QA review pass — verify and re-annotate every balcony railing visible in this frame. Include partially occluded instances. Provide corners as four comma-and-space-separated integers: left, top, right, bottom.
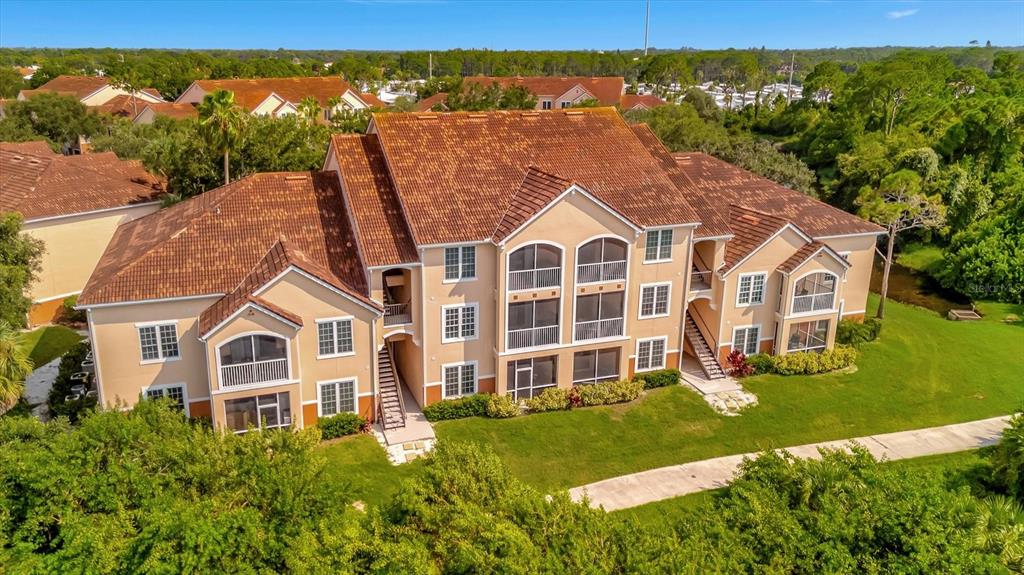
574, 317, 624, 341
791, 292, 835, 314
507, 325, 559, 349
220, 358, 288, 388
576, 260, 627, 284
690, 270, 712, 291
384, 302, 412, 326
508, 267, 561, 291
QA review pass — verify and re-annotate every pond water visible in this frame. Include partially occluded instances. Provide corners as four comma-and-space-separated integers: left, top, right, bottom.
870, 259, 971, 315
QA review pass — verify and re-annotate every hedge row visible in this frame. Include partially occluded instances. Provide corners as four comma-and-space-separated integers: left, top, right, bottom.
836, 318, 882, 346
318, 412, 367, 440
423, 394, 490, 422
747, 345, 858, 376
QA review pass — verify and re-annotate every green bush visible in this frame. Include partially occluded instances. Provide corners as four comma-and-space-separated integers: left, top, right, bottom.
634, 368, 680, 389
486, 394, 520, 418
836, 318, 882, 346
47, 341, 95, 423
772, 345, 858, 375
576, 380, 644, 407
422, 393, 490, 422
61, 295, 86, 324
318, 412, 365, 440
746, 353, 776, 375
524, 388, 573, 412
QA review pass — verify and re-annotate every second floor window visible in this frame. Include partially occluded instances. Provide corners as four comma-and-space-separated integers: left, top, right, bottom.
639, 283, 671, 318
443, 304, 478, 342
444, 246, 476, 281
139, 323, 179, 362
317, 318, 353, 357
737, 273, 766, 306
644, 229, 673, 262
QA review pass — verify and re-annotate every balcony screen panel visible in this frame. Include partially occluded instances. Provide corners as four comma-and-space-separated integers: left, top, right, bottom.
794, 272, 836, 297
508, 301, 534, 331
225, 396, 257, 431
575, 294, 600, 322
596, 348, 619, 379
534, 299, 559, 327
577, 240, 602, 265
533, 356, 557, 386
602, 239, 627, 262
573, 350, 597, 381
256, 335, 287, 361
509, 246, 534, 272
536, 244, 561, 268
599, 292, 625, 319
220, 337, 254, 366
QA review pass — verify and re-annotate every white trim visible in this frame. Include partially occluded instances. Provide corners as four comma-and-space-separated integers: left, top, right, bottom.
440, 302, 480, 343
637, 281, 672, 319
634, 336, 668, 373
642, 228, 675, 264
730, 324, 762, 355
735, 272, 768, 307
841, 309, 866, 316
440, 360, 479, 398
24, 201, 162, 225
200, 301, 301, 340
694, 233, 735, 242
495, 183, 641, 246
251, 265, 382, 315
214, 331, 293, 391
141, 382, 189, 417
136, 321, 181, 365
813, 231, 887, 240
315, 316, 356, 359
503, 240, 565, 293
86, 309, 104, 407
79, 293, 223, 310
779, 245, 852, 277
787, 270, 840, 316
441, 244, 478, 284
315, 377, 359, 417
721, 223, 813, 278
32, 290, 81, 304
366, 262, 423, 271
210, 379, 300, 396
417, 239, 490, 249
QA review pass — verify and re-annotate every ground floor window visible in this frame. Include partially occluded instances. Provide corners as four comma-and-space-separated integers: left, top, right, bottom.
787, 319, 829, 352
506, 355, 557, 400
636, 337, 667, 372
573, 348, 620, 385
732, 326, 761, 356
224, 391, 291, 433
144, 384, 186, 411
318, 379, 356, 417
443, 363, 477, 398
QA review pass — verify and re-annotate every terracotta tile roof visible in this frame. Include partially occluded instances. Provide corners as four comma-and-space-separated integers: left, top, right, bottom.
79, 171, 369, 306
358, 92, 386, 108
628, 124, 732, 239
492, 166, 574, 243
329, 134, 419, 267
94, 94, 137, 116
720, 205, 801, 274
198, 238, 379, 336
189, 77, 358, 111
778, 241, 850, 274
370, 108, 702, 245
0, 141, 57, 156
672, 152, 884, 238
463, 76, 625, 106
0, 149, 163, 221
137, 102, 199, 121
28, 75, 108, 100
413, 92, 448, 112
620, 94, 667, 109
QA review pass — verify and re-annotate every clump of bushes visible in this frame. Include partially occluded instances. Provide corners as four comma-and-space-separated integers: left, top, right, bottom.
485, 394, 520, 418
836, 318, 882, 346
634, 368, 680, 389
423, 393, 490, 422
746, 353, 776, 375
318, 412, 366, 440
577, 379, 643, 406
60, 295, 86, 324
524, 388, 576, 412
726, 350, 755, 377
770, 345, 858, 375
47, 341, 96, 423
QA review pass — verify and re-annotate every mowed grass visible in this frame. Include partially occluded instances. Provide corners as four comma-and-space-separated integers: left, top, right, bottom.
896, 242, 945, 275
18, 325, 82, 369
319, 434, 424, 506
432, 295, 1024, 491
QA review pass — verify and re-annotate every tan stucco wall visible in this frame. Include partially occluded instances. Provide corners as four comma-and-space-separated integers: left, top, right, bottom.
80, 86, 163, 107
24, 203, 159, 304
820, 235, 878, 318
202, 309, 301, 392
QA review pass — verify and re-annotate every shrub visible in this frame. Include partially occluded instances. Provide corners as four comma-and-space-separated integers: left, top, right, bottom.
576, 379, 644, 407
772, 345, 858, 375
836, 318, 882, 346
318, 412, 366, 440
524, 387, 573, 412
988, 412, 1024, 501
634, 368, 680, 389
486, 394, 520, 418
422, 393, 490, 422
47, 341, 95, 423
746, 353, 776, 375
61, 295, 86, 324
727, 350, 755, 377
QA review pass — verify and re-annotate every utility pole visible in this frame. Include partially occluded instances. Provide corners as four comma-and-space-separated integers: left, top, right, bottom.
643, 0, 651, 56
428, 53, 433, 80
787, 52, 795, 104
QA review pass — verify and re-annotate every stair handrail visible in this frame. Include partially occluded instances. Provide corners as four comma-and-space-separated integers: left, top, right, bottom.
386, 343, 407, 427
687, 308, 719, 351
692, 249, 712, 274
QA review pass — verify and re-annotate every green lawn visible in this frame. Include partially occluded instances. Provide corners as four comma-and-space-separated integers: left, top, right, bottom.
319, 434, 424, 506
18, 325, 83, 369
896, 242, 945, 275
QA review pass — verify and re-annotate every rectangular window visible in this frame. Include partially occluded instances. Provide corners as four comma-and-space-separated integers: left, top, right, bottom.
644, 229, 673, 262
572, 348, 620, 385
506, 355, 557, 400
639, 283, 671, 318
317, 318, 354, 357
736, 273, 766, 306
787, 319, 829, 352
560, 101, 571, 109
541, 100, 552, 110
224, 392, 291, 433
138, 323, 179, 362
636, 337, 667, 372
144, 384, 186, 410
318, 379, 356, 417
732, 326, 761, 356
444, 246, 476, 281
443, 363, 476, 398
442, 304, 478, 343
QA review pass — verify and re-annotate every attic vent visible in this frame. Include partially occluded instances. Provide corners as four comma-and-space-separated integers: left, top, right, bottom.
415, 114, 438, 120
564, 110, 584, 116
739, 214, 761, 225
10, 155, 22, 161
284, 175, 306, 181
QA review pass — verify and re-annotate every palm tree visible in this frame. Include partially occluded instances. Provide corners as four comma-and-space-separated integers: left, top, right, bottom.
298, 96, 321, 124
326, 95, 343, 122
0, 321, 33, 410
198, 90, 247, 185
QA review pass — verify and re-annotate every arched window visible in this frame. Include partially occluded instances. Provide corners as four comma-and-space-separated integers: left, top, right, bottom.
792, 272, 837, 313
576, 237, 628, 284
508, 243, 562, 291
218, 334, 289, 388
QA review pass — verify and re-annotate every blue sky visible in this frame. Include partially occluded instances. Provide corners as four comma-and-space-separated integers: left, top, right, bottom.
1, 1, 1021, 50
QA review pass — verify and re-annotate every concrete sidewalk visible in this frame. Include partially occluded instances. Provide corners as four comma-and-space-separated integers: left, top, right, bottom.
568, 415, 1012, 511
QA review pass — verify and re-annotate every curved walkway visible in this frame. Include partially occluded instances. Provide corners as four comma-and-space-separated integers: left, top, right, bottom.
568, 415, 1012, 511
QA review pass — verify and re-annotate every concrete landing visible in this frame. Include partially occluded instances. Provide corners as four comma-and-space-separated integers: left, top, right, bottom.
374, 384, 436, 464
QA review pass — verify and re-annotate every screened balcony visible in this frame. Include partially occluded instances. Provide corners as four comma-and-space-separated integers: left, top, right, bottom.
574, 291, 625, 341
507, 299, 559, 350
576, 237, 627, 284
218, 334, 289, 388
791, 272, 837, 314
508, 243, 562, 291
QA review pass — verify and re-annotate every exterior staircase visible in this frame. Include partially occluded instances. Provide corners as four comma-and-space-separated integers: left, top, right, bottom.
377, 345, 406, 430
684, 312, 727, 380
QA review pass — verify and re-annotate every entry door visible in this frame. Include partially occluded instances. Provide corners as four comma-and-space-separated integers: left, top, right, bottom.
515, 364, 533, 399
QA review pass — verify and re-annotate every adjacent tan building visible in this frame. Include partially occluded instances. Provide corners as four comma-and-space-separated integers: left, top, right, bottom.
77, 108, 883, 435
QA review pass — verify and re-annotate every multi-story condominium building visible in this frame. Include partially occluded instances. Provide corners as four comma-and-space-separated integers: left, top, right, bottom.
175, 77, 384, 122
76, 108, 882, 435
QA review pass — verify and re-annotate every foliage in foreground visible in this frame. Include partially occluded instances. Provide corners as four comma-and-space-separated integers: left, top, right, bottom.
0, 212, 44, 329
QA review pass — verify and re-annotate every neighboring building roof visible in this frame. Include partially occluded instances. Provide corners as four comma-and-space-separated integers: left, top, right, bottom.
359, 92, 386, 108
672, 152, 885, 238
94, 94, 137, 116
778, 241, 851, 274
370, 108, 702, 245
328, 134, 419, 267
0, 149, 163, 221
136, 102, 199, 121
413, 92, 448, 112
0, 141, 57, 157
20, 75, 163, 103
187, 77, 359, 111
464, 76, 625, 106
78, 172, 368, 306
719, 205, 802, 275
620, 94, 667, 110
492, 166, 576, 243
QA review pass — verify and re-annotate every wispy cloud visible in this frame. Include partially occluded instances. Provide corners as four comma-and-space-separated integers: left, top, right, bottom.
886, 9, 919, 19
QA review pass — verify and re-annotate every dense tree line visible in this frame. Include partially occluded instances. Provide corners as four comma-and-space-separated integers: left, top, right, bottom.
1, 402, 1022, 573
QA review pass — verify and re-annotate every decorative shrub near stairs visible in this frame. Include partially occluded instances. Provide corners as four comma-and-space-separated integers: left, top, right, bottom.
634, 368, 681, 389
750, 345, 859, 376
423, 394, 490, 422
319, 412, 367, 440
